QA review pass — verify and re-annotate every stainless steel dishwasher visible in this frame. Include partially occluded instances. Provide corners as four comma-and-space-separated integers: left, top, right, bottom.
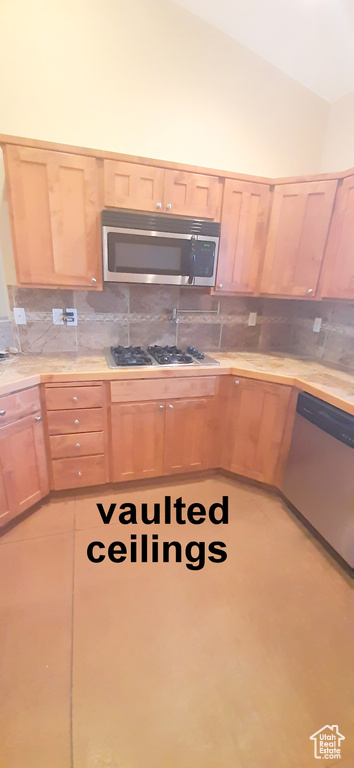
282, 392, 354, 568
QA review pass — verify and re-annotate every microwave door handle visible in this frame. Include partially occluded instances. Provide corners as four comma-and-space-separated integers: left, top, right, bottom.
182, 240, 194, 280
188, 251, 196, 284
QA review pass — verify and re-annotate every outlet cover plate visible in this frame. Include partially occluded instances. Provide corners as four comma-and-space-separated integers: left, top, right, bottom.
65, 308, 77, 326
248, 312, 257, 327
13, 307, 26, 325
313, 317, 322, 333
52, 308, 64, 325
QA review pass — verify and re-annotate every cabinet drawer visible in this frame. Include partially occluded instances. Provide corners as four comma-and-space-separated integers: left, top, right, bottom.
0, 386, 41, 426
45, 385, 103, 410
51, 454, 106, 490
49, 431, 104, 459
47, 408, 104, 435
110, 376, 217, 403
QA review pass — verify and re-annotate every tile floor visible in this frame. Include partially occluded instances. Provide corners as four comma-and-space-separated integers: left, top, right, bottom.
0, 474, 352, 768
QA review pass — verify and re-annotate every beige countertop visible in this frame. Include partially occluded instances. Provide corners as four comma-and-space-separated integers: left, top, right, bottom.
0, 351, 353, 414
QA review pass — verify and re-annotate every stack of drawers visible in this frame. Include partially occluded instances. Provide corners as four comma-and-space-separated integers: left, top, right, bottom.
45, 383, 108, 490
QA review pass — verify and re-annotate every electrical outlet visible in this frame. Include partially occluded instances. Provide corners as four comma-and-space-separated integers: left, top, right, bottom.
65, 308, 77, 326
52, 309, 64, 325
13, 307, 26, 325
248, 312, 257, 327
313, 317, 322, 333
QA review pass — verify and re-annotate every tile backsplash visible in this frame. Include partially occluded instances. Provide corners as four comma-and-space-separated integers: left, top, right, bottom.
6, 284, 354, 372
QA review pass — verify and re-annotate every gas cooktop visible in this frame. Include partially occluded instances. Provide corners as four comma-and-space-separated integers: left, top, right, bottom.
105, 345, 219, 368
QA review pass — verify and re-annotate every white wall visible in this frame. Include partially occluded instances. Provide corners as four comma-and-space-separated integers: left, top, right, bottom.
320, 92, 354, 172
0, 0, 329, 176
0, 0, 332, 293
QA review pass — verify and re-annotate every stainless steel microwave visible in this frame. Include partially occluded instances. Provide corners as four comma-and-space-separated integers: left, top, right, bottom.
102, 210, 220, 286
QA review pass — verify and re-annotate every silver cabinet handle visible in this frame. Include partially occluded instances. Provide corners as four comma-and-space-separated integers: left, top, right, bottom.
35, 415, 42, 421
74, 419, 80, 425
159, 404, 164, 409
73, 396, 78, 402
91, 277, 97, 284
307, 288, 313, 294
234, 380, 240, 386
218, 284, 223, 289
166, 203, 172, 210
0, 410, 6, 416
156, 202, 162, 209
78, 471, 82, 477
76, 443, 81, 448
169, 404, 174, 409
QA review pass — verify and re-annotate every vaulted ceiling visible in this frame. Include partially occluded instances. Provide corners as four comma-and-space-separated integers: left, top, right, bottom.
172, 0, 354, 103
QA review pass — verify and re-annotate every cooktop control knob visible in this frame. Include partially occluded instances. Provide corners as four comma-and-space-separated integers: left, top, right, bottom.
187, 346, 205, 360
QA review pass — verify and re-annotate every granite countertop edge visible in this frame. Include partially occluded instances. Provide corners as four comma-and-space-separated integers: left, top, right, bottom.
0, 351, 353, 415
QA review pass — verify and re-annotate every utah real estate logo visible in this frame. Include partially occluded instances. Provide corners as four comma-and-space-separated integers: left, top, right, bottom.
310, 724, 345, 759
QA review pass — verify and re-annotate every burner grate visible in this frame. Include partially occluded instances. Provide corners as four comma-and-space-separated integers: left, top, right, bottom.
110, 345, 153, 366
148, 345, 193, 365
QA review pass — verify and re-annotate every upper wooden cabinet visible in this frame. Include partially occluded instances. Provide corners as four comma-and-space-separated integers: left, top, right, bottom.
260, 180, 337, 297
103, 161, 165, 213
319, 175, 354, 300
103, 160, 222, 220
4, 145, 101, 288
163, 170, 222, 219
214, 179, 271, 294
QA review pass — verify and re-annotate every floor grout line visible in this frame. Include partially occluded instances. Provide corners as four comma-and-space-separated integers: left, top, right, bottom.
0, 528, 75, 547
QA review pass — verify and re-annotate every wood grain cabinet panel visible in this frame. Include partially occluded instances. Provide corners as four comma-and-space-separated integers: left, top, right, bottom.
103, 160, 165, 213
103, 162, 222, 219
49, 431, 105, 459
0, 386, 41, 426
260, 180, 337, 297
222, 377, 292, 484
163, 397, 214, 474
163, 170, 222, 219
111, 401, 164, 482
0, 462, 11, 525
52, 455, 106, 491
320, 175, 354, 299
4, 145, 101, 288
110, 376, 217, 403
45, 384, 103, 411
0, 413, 49, 525
214, 179, 271, 294
47, 408, 104, 435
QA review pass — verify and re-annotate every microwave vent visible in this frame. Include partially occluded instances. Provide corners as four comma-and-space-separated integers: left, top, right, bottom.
101, 210, 220, 236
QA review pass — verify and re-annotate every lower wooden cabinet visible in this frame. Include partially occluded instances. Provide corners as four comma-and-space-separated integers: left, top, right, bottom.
222, 377, 292, 484
163, 397, 214, 474
45, 382, 108, 490
0, 375, 299, 521
111, 396, 215, 482
0, 413, 49, 525
111, 401, 165, 482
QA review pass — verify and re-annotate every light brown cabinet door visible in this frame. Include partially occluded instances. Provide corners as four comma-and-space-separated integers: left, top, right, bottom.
320, 175, 354, 299
260, 180, 337, 297
0, 463, 11, 525
103, 160, 165, 213
111, 401, 164, 482
223, 378, 292, 484
4, 145, 101, 287
215, 179, 271, 294
0, 413, 49, 525
163, 170, 222, 219
163, 397, 214, 475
